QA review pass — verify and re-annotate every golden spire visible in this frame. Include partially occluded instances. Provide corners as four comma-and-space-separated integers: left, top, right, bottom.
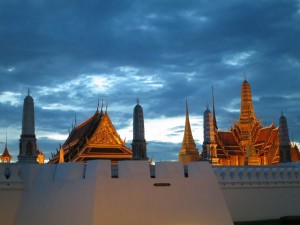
239, 79, 256, 124
178, 100, 199, 165
181, 100, 197, 151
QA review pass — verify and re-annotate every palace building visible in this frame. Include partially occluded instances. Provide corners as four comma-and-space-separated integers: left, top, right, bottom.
49, 104, 133, 164
202, 79, 300, 166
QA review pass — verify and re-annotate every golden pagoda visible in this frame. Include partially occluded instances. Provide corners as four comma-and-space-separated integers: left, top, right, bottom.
203, 79, 300, 166
178, 100, 200, 165
49, 105, 132, 164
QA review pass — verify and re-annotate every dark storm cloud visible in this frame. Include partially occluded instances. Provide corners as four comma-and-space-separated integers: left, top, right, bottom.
0, 0, 300, 160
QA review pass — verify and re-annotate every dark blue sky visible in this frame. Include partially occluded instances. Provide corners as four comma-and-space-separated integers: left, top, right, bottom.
0, 0, 300, 162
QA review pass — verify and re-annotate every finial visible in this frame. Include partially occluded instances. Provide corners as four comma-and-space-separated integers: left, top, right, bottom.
5, 131, 7, 148
137, 98, 140, 105
281, 111, 284, 117
206, 102, 209, 110
101, 99, 104, 113
244, 72, 247, 81
74, 113, 77, 127
28, 88, 30, 96
105, 101, 108, 113
212, 85, 218, 129
212, 85, 215, 108
186, 99, 188, 112
96, 98, 100, 112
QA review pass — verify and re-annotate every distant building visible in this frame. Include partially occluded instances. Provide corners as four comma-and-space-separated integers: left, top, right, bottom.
131, 99, 148, 160
49, 103, 132, 164
0, 135, 12, 163
17, 90, 44, 164
202, 79, 300, 166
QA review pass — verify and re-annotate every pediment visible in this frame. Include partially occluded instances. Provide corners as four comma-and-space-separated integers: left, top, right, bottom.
88, 113, 125, 146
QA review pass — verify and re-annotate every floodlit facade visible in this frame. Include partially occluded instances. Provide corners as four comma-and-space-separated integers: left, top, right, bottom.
202, 79, 300, 166
49, 106, 132, 164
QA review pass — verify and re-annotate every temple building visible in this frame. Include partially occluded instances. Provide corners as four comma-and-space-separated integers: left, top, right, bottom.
49, 103, 132, 164
0, 134, 12, 163
178, 100, 200, 165
17, 90, 44, 164
131, 99, 148, 160
202, 79, 300, 166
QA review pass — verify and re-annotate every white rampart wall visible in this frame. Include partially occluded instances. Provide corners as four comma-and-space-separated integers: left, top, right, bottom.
0, 161, 233, 225
213, 164, 300, 222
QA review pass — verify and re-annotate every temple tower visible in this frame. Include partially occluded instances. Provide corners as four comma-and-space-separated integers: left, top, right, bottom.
178, 100, 199, 165
131, 99, 148, 160
279, 112, 292, 163
238, 79, 257, 146
203, 106, 218, 161
0, 134, 12, 163
18, 90, 38, 163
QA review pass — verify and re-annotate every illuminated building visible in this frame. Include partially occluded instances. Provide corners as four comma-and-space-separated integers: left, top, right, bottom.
178, 100, 200, 165
202, 79, 300, 166
49, 103, 132, 164
0, 134, 12, 163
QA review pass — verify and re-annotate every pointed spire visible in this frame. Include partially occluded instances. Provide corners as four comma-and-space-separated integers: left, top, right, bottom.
74, 113, 77, 127
178, 99, 199, 165
5, 131, 7, 149
101, 98, 104, 113
96, 98, 100, 113
105, 101, 108, 113
212, 86, 218, 129
239, 78, 256, 124
279, 112, 292, 163
137, 98, 140, 105
181, 99, 196, 150
27, 88, 30, 96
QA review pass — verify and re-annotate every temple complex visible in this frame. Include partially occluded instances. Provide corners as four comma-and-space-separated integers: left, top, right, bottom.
49, 103, 132, 164
202, 79, 300, 166
178, 100, 200, 165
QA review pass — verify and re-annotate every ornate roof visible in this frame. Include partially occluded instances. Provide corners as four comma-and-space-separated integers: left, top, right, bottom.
1, 137, 12, 163
49, 109, 132, 164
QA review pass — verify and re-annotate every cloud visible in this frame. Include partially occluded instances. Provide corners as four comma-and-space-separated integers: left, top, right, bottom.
0, 0, 299, 161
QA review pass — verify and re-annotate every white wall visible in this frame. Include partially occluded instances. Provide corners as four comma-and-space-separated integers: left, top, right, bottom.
213, 165, 300, 222
0, 161, 233, 225
1, 162, 300, 224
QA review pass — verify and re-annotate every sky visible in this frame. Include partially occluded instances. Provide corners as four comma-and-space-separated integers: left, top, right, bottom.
0, 0, 300, 162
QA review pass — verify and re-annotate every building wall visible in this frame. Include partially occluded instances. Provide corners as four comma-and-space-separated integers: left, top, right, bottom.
0, 161, 233, 225
213, 164, 300, 222
1, 162, 300, 224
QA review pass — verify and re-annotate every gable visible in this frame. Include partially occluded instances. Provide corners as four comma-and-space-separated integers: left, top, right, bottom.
88, 113, 126, 146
